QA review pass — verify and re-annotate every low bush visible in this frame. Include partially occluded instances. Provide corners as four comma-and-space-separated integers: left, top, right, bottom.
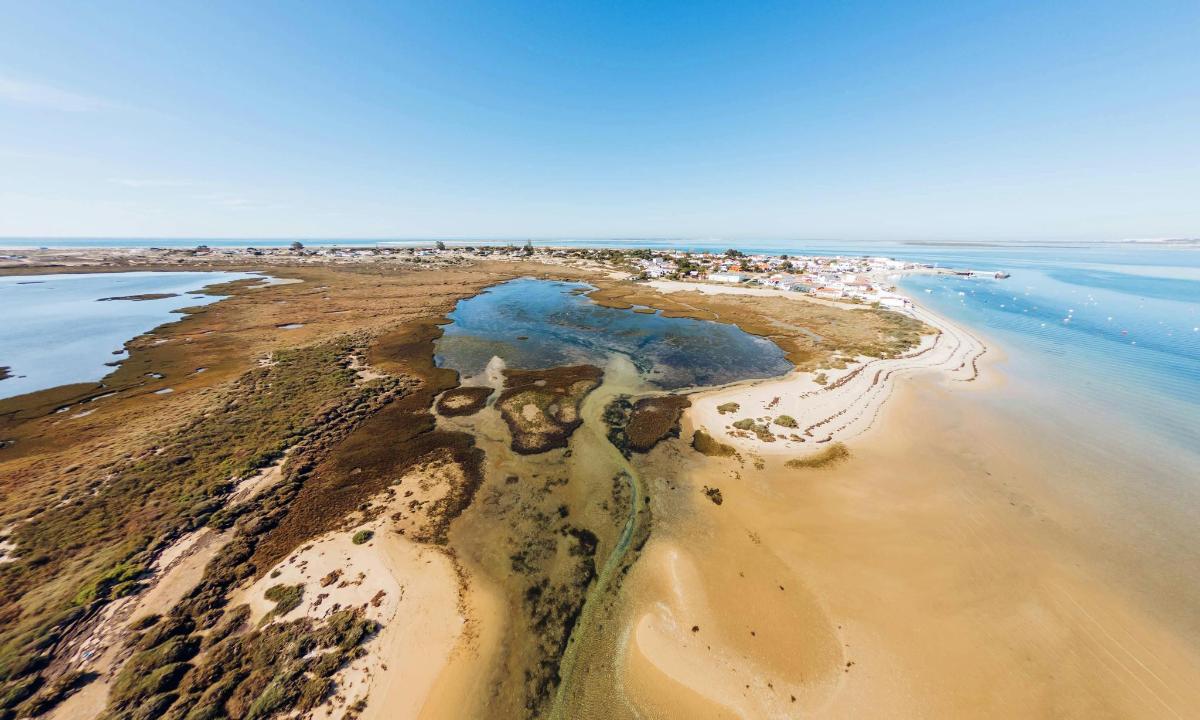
691, 430, 735, 457
785, 442, 850, 469
263, 584, 304, 618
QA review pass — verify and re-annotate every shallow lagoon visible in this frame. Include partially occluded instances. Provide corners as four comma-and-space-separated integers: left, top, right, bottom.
0, 271, 258, 399
434, 278, 792, 389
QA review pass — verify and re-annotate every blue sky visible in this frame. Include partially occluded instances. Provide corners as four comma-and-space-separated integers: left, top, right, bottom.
1, 1, 1197, 241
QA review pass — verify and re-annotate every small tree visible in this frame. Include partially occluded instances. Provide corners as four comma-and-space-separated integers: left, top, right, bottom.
523, 240, 534, 255
435, 240, 446, 251
290, 241, 304, 252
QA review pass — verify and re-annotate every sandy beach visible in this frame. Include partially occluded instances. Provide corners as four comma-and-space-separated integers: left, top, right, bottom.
612, 285, 1200, 718
616, 381, 1200, 719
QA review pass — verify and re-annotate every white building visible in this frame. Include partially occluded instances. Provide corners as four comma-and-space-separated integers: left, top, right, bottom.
877, 294, 912, 310
709, 272, 746, 283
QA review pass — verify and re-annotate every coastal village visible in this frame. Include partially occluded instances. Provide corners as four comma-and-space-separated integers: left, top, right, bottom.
621, 249, 920, 309
1, 242, 1008, 314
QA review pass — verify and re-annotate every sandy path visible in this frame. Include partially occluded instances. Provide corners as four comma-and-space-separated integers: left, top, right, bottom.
229, 456, 471, 720
47, 525, 235, 720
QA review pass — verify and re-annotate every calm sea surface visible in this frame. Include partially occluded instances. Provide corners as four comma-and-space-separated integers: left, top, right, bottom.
0, 271, 257, 399
879, 245, 1199, 450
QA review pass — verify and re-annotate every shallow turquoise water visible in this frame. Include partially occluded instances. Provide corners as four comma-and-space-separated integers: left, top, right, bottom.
434, 278, 792, 389
0, 271, 257, 399
900, 252, 1200, 456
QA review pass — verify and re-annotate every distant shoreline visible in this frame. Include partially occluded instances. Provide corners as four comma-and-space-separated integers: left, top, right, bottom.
2, 237, 1195, 251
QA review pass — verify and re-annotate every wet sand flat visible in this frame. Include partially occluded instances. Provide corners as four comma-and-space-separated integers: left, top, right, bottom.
621, 372, 1200, 718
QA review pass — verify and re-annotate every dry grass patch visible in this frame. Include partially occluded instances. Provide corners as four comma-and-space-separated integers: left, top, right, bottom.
691, 429, 736, 457
785, 442, 851, 469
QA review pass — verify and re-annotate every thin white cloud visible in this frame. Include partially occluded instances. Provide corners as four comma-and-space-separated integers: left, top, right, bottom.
0, 74, 113, 112
191, 191, 283, 211
108, 178, 196, 188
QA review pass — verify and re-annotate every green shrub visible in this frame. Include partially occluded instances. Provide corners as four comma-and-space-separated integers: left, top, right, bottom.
774, 415, 798, 428
73, 562, 146, 606
730, 418, 774, 442
351, 530, 373, 545
130, 614, 161, 631
716, 402, 740, 415
296, 676, 332, 712
0, 674, 41, 710
263, 584, 304, 618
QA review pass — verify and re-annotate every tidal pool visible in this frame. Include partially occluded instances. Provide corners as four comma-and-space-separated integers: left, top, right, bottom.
434, 278, 792, 389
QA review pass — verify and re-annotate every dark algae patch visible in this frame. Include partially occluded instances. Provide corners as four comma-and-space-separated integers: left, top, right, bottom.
495, 365, 603, 454
435, 386, 493, 416
625, 396, 691, 452
0, 367, 9, 382
604, 394, 691, 456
